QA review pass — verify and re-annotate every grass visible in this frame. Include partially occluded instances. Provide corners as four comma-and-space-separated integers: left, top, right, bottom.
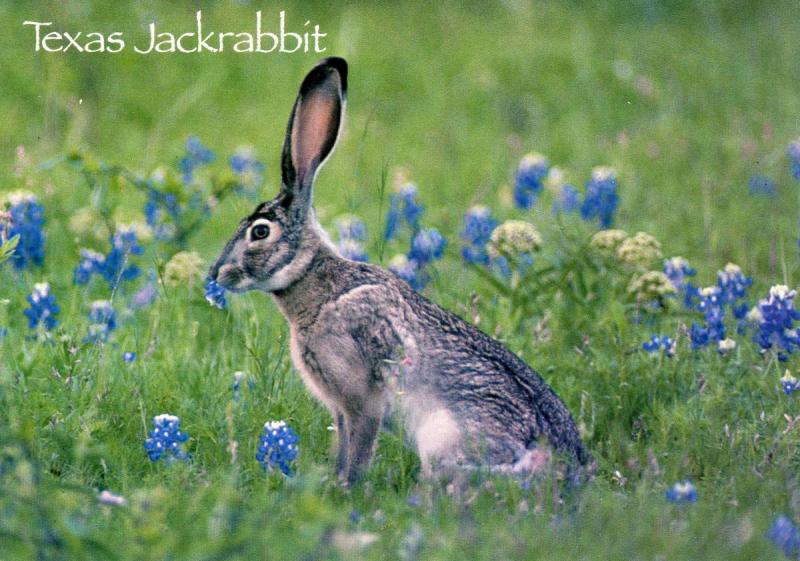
2, 1, 800, 559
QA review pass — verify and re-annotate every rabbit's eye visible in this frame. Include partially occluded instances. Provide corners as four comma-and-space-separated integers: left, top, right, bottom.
250, 224, 270, 241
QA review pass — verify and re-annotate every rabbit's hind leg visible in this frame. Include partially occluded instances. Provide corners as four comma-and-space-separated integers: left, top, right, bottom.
412, 407, 463, 477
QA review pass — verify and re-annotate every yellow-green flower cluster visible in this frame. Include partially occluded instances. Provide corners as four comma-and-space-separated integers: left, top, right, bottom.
486, 220, 542, 259
628, 270, 676, 302
616, 232, 662, 268
590, 229, 628, 256
163, 251, 204, 288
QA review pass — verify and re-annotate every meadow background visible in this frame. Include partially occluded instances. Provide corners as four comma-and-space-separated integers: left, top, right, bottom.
2, 0, 800, 559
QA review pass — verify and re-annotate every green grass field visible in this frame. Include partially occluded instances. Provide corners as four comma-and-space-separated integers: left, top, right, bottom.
2, 1, 800, 559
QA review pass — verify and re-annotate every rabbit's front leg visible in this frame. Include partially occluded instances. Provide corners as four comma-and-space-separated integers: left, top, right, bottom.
335, 412, 349, 480
345, 412, 381, 485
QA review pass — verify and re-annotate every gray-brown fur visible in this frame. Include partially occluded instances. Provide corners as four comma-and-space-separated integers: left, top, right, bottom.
210, 57, 589, 484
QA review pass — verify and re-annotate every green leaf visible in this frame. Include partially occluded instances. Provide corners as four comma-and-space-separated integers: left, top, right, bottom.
0, 235, 19, 265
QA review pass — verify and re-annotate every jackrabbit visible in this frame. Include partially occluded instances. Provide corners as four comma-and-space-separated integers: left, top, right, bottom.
210, 57, 589, 484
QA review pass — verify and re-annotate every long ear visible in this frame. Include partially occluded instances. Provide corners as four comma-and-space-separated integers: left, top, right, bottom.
280, 57, 347, 211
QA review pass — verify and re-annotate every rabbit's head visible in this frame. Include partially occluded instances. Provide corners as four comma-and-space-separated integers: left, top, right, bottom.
209, 57, 347, 293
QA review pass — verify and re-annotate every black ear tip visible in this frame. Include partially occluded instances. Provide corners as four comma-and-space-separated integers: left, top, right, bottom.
301, 56, 348, 97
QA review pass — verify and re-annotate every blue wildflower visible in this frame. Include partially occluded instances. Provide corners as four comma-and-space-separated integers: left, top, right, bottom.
716, 263, 751, 316
666, 480, 698, 504
788, 138, 800, 181
697, 286, 726, 343
105, 227, 143, 284
580, 166, 619, 228
642, 334, 675, 357
663, 257, 699, 309
460, 206, 497, 266
753, 285, 800, 360
180, 136, 215, 184
24, 282, 59, 331
335, 216, 367, 242
229, 147, 266, 197
75, 227, 143, 288
144, 414, 190, 462
689, 323, 710, 349
513, 153, 549, 209
663, 257, 696, 292
232, 371, 245, 402
334, 216, 369, 262
204, 276, 227, 309
73, 249, 105, 285
123, 351, 136, 363
748, 174, 777, 197
768, 515, 800, 558
389, 254, 428, 291
338, 239, 369, 262
0, 191, 45, 269
85, 300, 117, 343
554, 184, 580, 213
409, 228, 446, 265
384, 183, 423, 241
780, 371, 799, 395
256, 420, 299, 476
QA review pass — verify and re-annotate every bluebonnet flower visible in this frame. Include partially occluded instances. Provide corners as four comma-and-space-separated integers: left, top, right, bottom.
334, 216, 369, 262
554, 184, 580, 214
204, 276, 227, 309
180, 136, 215, 184
409, 228, 446, 265
780, 371, 799, 395
460, 206, 497, 266
102, 226, 143, 285
144, 188, 181, 241
513, 153, 548, 209
231, 371, 245, 402
85, 300, 117, 343
748, 174, 777, 197
663, 257, 696, 291
338, 239, 369, 262
229, 146, 265, 197
753, 285, 800, 360
335, 216, 368, 242
663, 257, 699, 308
0, 191, 45, 269
689, 323, 710, 349
75, 226, 143, 288
384, 183, 423, 241
123, 351, 136, 363
716, 263, 751, 318
389, 254, 427, 291
666, 480, 698, 504
256, 420, 299, 476
144, 414, 190, 462
642, 334, 675, 357
788, 138, 800, 181
24, 282, 59, 331
580, 166, 619, 228
73, 249, 105, 285
696, 286, 726, 344
767, 515, 800, 558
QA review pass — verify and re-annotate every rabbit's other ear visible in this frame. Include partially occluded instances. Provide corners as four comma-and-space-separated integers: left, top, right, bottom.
280, 57, 347, 211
